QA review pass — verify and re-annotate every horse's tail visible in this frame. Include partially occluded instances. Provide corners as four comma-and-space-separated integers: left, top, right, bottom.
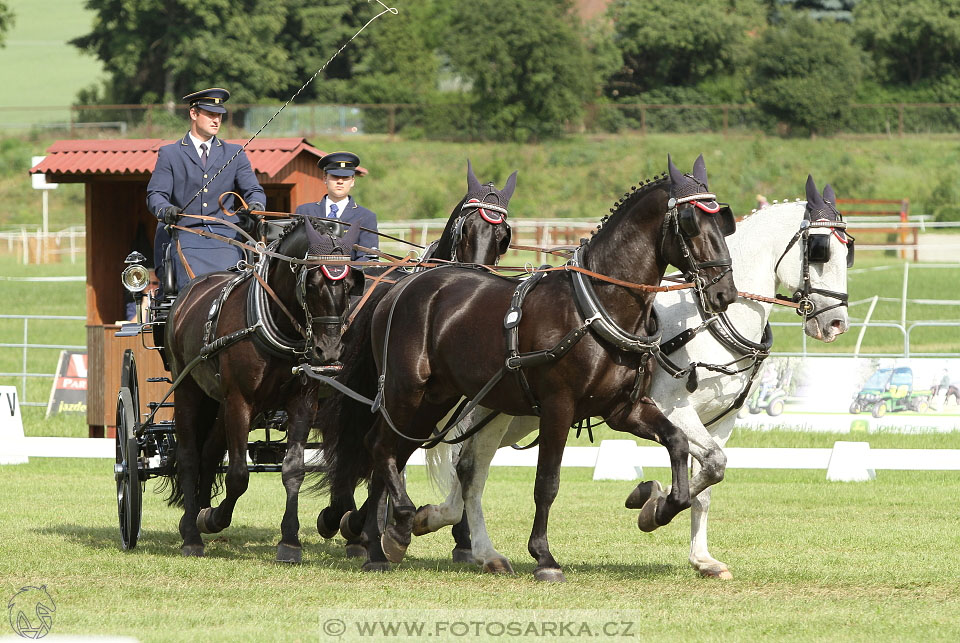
424, 439, 454, 497
308, 283, 394, 497
160, 443, 184, 507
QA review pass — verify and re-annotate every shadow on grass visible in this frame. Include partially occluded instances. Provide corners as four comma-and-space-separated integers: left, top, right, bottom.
37, 524, 681, 579
37, 522, 355, 562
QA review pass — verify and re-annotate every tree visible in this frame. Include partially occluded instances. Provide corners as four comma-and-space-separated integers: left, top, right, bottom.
854, 0, 960, 86
750, 12, 865, 135
0, 1, 14, 48
71, 0, 299, 105
605, 0, 767, 98
441, 0, 596, 141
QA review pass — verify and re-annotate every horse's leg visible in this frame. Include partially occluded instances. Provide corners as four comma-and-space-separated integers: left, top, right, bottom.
197, 410, 227, 509
172, 378, 210, 556
527, 404, 575, 583
413, 439, 465, 537
337, 496, 369, 557
359, 474, 391, 572
277, 384, 320, 564
608, 401, 691, 531
460, 414, 530, 574
197, 391, 252, 534
689, 417, 736, 579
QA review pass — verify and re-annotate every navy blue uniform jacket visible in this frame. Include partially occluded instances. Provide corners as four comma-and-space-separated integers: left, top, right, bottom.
295, 197, 379, 261
147, 133, 266, 289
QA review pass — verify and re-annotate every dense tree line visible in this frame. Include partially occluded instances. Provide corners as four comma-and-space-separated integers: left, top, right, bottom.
70, 0, 960, 139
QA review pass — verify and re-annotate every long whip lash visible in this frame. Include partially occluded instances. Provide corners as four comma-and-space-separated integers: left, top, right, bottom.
181, 0, 398, 211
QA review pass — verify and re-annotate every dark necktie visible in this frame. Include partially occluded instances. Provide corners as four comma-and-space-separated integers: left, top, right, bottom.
328, 203, 339, 219
200, 143, 208, 168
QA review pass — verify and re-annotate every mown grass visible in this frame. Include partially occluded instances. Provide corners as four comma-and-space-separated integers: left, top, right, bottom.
1, 459, 958, 641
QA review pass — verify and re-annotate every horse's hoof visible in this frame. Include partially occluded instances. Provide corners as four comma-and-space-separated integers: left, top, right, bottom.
482, 557, 515, 575
625, 480, 663, 509
181, 544, 205, 557
452, 547, 475, 564
362, 560, 392, 573
339, 511, 360, 540
317, 508, 340, 539
276, 543, 302, 564
411, 506, 434, 536
636, 495, 662, 532
533, 567, 565, 583
698, 565, 733, 580
381, 531, 408, 564
344, 544, 367, 559
196, 507, 220, 534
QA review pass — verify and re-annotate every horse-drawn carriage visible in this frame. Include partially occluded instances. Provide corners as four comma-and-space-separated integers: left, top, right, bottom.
111, 164, 516, 556
112, 215, 356, 551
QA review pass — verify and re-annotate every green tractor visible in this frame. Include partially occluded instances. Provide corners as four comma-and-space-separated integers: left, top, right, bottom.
849, 366, 932, 418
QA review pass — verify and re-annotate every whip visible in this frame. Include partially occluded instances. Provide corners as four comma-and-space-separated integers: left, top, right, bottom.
181, 0, 399, 211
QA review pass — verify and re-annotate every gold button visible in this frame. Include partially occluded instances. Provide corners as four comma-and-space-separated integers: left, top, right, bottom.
203, 188, 208, 192
203, 174, 208, 179
202, 203, 207, 207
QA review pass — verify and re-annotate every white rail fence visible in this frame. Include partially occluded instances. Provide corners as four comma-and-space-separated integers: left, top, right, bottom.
8, 437, 959, 482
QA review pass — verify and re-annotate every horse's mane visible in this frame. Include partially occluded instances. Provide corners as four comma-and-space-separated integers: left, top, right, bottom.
276, 216, 325, 246
589, 174, 668, 239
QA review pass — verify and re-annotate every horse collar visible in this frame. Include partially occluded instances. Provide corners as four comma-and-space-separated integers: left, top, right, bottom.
568, 246, 662, 354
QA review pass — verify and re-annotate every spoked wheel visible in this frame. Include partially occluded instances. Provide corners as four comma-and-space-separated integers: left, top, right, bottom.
116, 385, 143, 550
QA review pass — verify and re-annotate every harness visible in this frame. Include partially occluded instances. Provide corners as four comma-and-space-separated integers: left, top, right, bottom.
774, 218, 852, 318
653, 212, 852, 425
448, 197, 511, 264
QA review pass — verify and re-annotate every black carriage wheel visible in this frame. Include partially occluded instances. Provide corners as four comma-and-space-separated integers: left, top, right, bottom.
121, 349, 140, 427
116, 387, 143, 550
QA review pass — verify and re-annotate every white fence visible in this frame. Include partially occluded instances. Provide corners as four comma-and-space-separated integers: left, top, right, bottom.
8, 438, 958, 482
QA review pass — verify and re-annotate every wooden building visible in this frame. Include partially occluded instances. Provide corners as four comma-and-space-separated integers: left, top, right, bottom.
29, 138, 336, 436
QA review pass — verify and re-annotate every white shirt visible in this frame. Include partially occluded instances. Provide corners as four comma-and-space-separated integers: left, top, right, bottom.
187, 132, 213, 160
325, 196, 350, 219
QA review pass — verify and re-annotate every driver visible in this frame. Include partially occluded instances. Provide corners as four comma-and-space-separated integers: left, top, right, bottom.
147, 87, 266, 293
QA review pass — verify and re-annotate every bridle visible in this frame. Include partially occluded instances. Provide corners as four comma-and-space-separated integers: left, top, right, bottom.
450, 195, 511, 264
662, 191, 735, 308
773, 217, 854, 319
289, 245, 354, 361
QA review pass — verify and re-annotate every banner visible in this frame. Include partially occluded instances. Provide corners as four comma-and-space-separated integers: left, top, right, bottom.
45, 351, 87, 417
736, 356, 960, 433
0, 385, 27, 464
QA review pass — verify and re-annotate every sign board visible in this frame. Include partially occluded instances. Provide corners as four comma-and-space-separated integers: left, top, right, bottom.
0, 386, 28, 464
31, 155, 58, 190
46, 351, 88, 417
736, 356, 960, 433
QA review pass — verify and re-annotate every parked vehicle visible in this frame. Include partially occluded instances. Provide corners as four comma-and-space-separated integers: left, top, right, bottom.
849, 366, 931, 418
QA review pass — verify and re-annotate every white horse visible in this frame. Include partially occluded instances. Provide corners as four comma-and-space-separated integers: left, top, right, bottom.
415, 175, 852, 578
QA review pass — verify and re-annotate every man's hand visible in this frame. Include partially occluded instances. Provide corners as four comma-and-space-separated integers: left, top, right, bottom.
159, 205, 181, 225
237, 212, 259, 235
236, 202, 264, 217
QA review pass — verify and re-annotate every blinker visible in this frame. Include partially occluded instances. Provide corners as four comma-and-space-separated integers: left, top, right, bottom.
677, 202, 736, 238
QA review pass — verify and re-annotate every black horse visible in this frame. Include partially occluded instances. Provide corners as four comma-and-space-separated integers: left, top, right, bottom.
327, 155, 739, 581
312, 162, 517, 552
165, 217, 364, 561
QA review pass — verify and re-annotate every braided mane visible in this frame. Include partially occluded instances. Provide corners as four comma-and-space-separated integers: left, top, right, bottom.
590, 173, 669, 237
276, 215, 329, 246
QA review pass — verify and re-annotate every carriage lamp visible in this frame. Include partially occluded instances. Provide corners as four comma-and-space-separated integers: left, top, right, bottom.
122, 251, 150, 294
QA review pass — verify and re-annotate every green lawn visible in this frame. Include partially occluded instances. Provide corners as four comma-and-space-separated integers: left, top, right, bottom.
1, 459, 958, 641
0, 0, 104, 122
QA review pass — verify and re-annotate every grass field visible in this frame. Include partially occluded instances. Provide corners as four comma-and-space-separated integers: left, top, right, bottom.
0, 0, 103, 121
1, 459, 959, 641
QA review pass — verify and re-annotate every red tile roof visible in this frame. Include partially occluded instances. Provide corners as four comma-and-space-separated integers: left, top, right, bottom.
27, 137, 362, 178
